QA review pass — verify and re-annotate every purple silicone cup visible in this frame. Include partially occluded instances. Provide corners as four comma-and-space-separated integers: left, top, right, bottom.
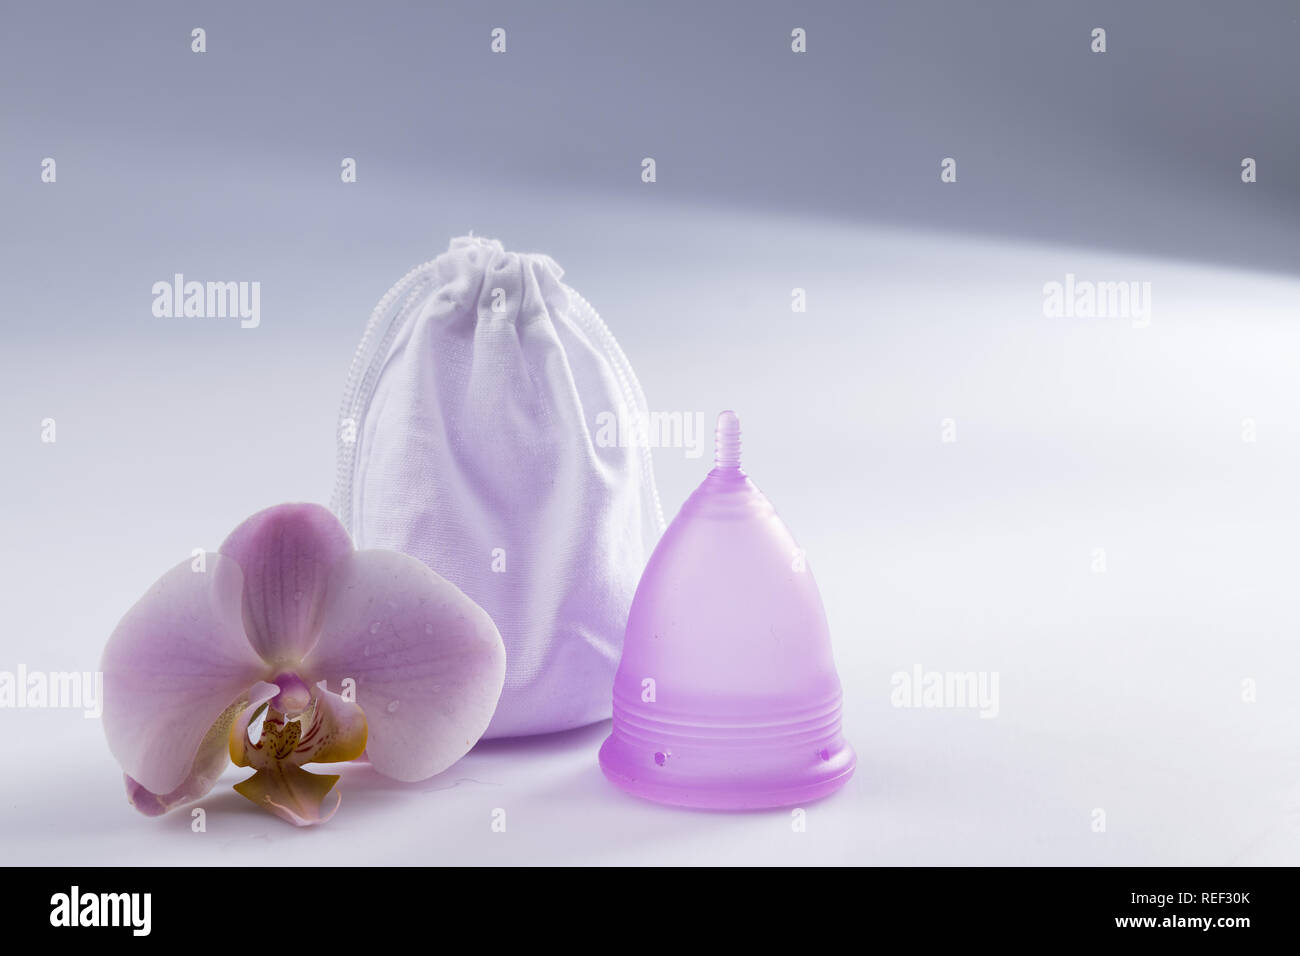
599, 411, 855, 809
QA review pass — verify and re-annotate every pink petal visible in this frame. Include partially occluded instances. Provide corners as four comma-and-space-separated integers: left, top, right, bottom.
219, 503, 354, 665
301, 550, 506, 782
101, 555, 269, 795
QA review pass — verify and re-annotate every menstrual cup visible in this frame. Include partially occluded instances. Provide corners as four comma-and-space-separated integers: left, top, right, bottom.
599, 411, 855, 809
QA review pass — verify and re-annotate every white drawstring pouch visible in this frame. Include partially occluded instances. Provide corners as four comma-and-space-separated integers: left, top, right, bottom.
333, 236, 664, 738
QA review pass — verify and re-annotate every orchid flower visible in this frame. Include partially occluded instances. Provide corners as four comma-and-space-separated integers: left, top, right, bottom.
101, 503, 506, 826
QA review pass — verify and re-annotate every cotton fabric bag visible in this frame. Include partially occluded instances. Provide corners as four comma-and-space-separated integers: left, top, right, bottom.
333, 236, 663, 737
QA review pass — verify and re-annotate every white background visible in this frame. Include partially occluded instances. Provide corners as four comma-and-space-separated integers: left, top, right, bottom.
2, 188, 1297, 864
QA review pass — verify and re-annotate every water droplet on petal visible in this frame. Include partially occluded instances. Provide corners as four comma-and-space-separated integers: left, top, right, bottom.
387, 700, 400, 713
424, 623, 434, 635
369, 621, 381, 634
654, 751, 667, 766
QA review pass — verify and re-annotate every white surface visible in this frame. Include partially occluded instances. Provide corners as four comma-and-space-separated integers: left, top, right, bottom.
2, 202, 1298, 865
